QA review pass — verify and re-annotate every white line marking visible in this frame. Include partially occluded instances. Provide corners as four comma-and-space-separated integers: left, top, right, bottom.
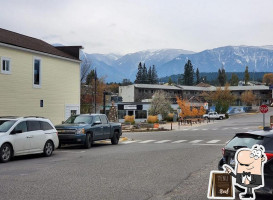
122, 141, 137, 144
193, 144, 226, 146
207, 140, 221, 144
202, 129, 208, 130
155, 140, 171, 143
232, 128, 239, 130
182, 129, 189, 131
192, 129, 199, 131
172, 140, 187, 143
243, 127, 249, 129
212, 128, 218, 130
139, 140, 156, 144
222, 128, 228, 130
189, 140, 203, 143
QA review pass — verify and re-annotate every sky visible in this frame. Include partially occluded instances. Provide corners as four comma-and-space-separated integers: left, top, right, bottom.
1, 0, 273, 54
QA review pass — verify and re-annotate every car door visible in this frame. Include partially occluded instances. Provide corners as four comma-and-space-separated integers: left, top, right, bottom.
11, 121, 31, 155
92, 116, 104, 140
100, 115, 111, 139
27, 120, 46, 152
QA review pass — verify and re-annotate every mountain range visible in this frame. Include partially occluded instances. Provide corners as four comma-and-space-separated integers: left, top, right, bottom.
79, 46, 273, 83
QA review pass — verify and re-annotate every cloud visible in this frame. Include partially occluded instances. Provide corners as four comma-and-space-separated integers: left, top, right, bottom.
1, 0, 273, 54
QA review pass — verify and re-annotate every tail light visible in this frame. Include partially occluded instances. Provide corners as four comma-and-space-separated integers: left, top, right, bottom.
222, 148, 225, 156
265, 153, 273, 161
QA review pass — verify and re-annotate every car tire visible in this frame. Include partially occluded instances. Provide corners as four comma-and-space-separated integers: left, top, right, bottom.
111, 131, 120, 145
0, 143, 12, 163
84, 133, 92, 149
43, 141, 53, 157
219, 116, 223, 120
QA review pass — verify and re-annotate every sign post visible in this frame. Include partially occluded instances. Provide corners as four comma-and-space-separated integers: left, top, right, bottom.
260, 105, 269, 128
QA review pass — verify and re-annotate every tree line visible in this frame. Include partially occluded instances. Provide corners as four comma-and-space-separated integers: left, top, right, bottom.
134, 62, 158, 84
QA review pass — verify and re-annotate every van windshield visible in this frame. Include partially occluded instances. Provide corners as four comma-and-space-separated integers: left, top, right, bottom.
65, 116, 93, 124
0, 120, 17, 132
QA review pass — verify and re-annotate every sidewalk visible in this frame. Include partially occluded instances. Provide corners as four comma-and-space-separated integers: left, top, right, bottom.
159, 121, 216, 131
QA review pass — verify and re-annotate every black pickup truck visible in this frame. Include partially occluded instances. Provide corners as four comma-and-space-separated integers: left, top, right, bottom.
55, 114, 122, 148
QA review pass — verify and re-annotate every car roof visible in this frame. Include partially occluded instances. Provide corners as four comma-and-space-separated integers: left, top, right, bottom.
74, 114, 104, 116
235, 130, 273, 138
0, 116, 49, 120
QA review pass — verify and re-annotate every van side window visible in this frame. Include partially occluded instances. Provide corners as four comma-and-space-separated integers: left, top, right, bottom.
40, 121, 54, 130
27, 121, 41, 131
13, 121, 27, 133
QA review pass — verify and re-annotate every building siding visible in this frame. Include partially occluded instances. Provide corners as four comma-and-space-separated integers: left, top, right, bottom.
0, 45, 80, 125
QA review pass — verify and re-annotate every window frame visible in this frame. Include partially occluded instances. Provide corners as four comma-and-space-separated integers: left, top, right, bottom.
1, 57, 11, 74
33, 57, 42, 88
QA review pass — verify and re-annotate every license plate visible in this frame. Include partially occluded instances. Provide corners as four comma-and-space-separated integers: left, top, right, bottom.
229, 158, 235, 166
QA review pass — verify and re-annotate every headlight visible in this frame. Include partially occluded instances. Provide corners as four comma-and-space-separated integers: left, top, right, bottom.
76, 128, 85, 134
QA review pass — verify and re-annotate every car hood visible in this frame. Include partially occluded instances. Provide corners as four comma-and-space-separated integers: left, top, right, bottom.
55, 123, 89, 129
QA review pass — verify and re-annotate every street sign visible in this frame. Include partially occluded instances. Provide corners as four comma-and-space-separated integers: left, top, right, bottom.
260, 105, 269, 114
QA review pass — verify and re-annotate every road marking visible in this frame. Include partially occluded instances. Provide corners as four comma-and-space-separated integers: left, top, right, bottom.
243, 127, 249, 129
189, 140, 203, 143
222, 128, 228, 130
192, 129, 199, 131
182, 129, 189, 131
212, 128, 218, 130
193, 143, 226, 146
139, 140, 156, 144
202, 129, 208, 130
207, 140, 221, 144
172, 140, 187, 143
232, 127, 239, 130
154, 140, 171, 143
122, 141, 137, 144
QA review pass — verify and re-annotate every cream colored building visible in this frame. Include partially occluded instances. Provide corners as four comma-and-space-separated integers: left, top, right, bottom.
0, 28, 82, 124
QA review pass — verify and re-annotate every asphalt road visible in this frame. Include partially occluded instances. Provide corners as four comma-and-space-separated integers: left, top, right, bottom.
0, 108, 272, 200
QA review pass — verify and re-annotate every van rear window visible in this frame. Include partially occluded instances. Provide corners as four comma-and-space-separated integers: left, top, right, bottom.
226, 134, 264, 150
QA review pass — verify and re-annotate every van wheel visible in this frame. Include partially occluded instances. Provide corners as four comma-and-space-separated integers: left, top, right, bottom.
219, 116, 223, 120
84, 133, 93, 149
0, 143, 12, 163
43, 141, 53, 157
111, 131, 120, 145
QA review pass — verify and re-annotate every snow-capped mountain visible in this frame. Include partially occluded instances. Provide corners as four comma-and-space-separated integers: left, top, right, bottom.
80, 46, 273, 83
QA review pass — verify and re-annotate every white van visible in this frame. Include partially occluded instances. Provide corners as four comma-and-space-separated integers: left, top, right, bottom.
0, 116, 59, 163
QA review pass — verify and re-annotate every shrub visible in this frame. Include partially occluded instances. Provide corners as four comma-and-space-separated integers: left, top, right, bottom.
147, 115, 158, 123
225, 113, 229, 119
124, 115, 135, 124
166, 113, 174, 122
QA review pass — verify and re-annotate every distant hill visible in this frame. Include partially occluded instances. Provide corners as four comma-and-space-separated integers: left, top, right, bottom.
159, 72, 269, 85
77, 46, 273, 83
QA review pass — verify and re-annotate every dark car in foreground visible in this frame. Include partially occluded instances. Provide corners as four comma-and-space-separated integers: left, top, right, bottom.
218, 129, 273, 196
55, 114, 122, 148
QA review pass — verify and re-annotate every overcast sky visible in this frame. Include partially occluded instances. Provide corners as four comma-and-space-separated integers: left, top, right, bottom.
1, 0, 273, 54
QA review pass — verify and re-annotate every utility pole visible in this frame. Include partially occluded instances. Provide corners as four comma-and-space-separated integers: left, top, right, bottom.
94, 68, 97, 113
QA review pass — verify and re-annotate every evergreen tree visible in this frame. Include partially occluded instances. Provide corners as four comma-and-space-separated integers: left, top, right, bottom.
134, 62, 143, 83
218, 66, 226, 86
86, 69, 96, 85
168, 77, 172, 85
184, 60, 194, 85
196, 68, 200, 85
151, 65, 158, 84
244, 66, 250, 85
230, 73, 239, 86
142, 63, 148, 84
148, 66, 152, 84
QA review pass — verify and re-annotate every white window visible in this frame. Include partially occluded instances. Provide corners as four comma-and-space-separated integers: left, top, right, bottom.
1, 57, 11, 74
33, 58, 42, 88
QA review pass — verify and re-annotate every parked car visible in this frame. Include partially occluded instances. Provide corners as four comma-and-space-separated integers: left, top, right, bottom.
203, 112, 225, 120
55, 114, 122, 148
218, 129, 273, 195
0, 116, 59, 163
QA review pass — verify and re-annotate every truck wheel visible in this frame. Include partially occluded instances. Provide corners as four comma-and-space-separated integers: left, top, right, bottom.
84, 133, 93, 149
0, 143, 12, 163
111, 131, 120, 145
219, 116, 223, 120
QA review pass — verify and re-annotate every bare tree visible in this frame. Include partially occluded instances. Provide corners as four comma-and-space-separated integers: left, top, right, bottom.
81, 54, 92, 83
148, 91, 172, 119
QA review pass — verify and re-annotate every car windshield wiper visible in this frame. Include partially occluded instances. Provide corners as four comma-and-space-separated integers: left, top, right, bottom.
233, 145, 247, 150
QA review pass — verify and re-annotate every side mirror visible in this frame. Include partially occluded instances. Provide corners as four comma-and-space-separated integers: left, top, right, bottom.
10, 130, 23, 135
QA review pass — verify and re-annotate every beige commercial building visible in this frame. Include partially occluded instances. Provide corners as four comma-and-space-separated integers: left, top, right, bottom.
0, 28, 82, 124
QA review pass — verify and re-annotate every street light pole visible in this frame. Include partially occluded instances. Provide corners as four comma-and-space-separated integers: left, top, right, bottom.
94, 68, 97, 113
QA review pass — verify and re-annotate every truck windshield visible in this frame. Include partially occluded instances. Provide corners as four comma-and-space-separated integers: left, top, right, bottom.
65, 116, 93, 124
0, 120, 17, 132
